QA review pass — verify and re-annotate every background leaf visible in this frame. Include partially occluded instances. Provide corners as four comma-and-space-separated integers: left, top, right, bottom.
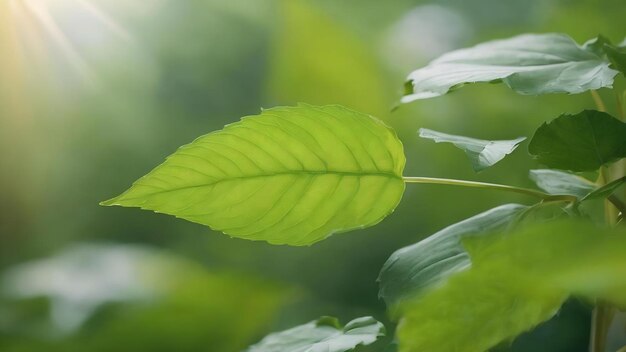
418, 128, 525, 171
402, 33, 618, 103
528, 110, 626, 171
102, 104, 406, 246
378, 204, 527, 309
265, 0, 391, 116
0, 244, 289, 352
397, 221, 626, 352
246, 316, 385, 352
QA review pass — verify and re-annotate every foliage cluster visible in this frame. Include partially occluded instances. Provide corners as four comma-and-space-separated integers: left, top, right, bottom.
104, 33, 626, 351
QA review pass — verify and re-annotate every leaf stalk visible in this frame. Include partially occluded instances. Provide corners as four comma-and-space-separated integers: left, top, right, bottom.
402, 176, 576, 201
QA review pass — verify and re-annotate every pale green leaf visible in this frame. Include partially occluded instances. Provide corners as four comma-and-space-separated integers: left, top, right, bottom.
529, 169, 596, 199
528, 110, 626, 171
378, 204, 526, 309
397, 269, 565, 352
418, 128, 525, 172
246, 316, 385, 352
465, 222, 626, 306
529, 169, 626, 205
102, 104, 405, 246
402, 33, 618, 103
397, 221, 626, 352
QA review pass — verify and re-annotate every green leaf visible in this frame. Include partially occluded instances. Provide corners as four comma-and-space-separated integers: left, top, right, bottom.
529, 169, 626, 204
397, 221, 626, 352
528, 110, 626, 171
529, 169, 596, 199
583, 176, 626, 201
603, 40, 626, 76
418, 128, 525, 172
465, 222, 626, 306
102, 104, 406, 246
397, 269, 565, 352
581, 35, 626, 76
402, 33, 618, 103
378, 204, 527, 309
246, 316, 385, 352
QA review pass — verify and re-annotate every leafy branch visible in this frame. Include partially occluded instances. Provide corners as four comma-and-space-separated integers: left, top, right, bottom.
103, 32, 626, 352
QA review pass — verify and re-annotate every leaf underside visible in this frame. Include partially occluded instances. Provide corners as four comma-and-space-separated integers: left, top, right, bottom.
246, 316, 385, 352
402, 33, 618, 102
529, 169, 596, 199
378, 204, 527, 309
418, 128, 525, 172
102, 104, 406, 246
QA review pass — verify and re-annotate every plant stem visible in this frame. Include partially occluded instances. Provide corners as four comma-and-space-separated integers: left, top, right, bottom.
589, 169, 620, 352
402, 176, 575, 201
591, 302, 616, 352
616, 91, 624, 119
591, 90, 607, 112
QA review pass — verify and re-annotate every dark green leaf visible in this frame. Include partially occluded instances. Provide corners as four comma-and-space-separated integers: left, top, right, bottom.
402, 34, 618, 103
385, 342, 399, 352
581, 35, 612, 56
583, 176, 626, 201
528, 110, 626, 171
604, 39, 626, 76
529, 169, 596, 199
102, 104, 406, 246
397, 221, 626, 352
246, 316, 385, 352
418, 128, 525, 172
378, 204, 527, 309
581, 35, 626, 76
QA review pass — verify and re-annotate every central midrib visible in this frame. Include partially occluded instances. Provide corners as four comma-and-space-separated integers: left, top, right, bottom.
114, 169, 402, 203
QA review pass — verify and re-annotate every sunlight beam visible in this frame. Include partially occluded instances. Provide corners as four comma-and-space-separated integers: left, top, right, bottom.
74, 0, 132, 42
22, 0, 96, 85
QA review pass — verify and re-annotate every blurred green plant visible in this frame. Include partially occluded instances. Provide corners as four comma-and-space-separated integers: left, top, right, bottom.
246, 316, 385, 352
0, 244, 290, 352
266, 0, 391, 116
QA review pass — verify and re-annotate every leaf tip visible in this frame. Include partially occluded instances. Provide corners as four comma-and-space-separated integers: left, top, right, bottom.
99, 195, 123, 207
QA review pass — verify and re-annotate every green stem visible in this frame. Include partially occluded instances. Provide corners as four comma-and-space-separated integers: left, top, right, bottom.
616, 91, 625, 119
591, 302, 615, 352
591, 90, 607, 112
592, 177, 617, 351
402, 176, 575, 201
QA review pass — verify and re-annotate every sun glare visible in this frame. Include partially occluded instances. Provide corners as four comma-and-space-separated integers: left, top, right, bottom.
5, 0, 131, 86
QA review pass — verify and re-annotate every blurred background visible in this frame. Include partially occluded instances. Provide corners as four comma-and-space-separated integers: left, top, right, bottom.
0, 0, 624, 351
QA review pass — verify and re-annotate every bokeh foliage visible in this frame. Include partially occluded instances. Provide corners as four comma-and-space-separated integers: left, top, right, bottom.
1, 0, 625, 350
